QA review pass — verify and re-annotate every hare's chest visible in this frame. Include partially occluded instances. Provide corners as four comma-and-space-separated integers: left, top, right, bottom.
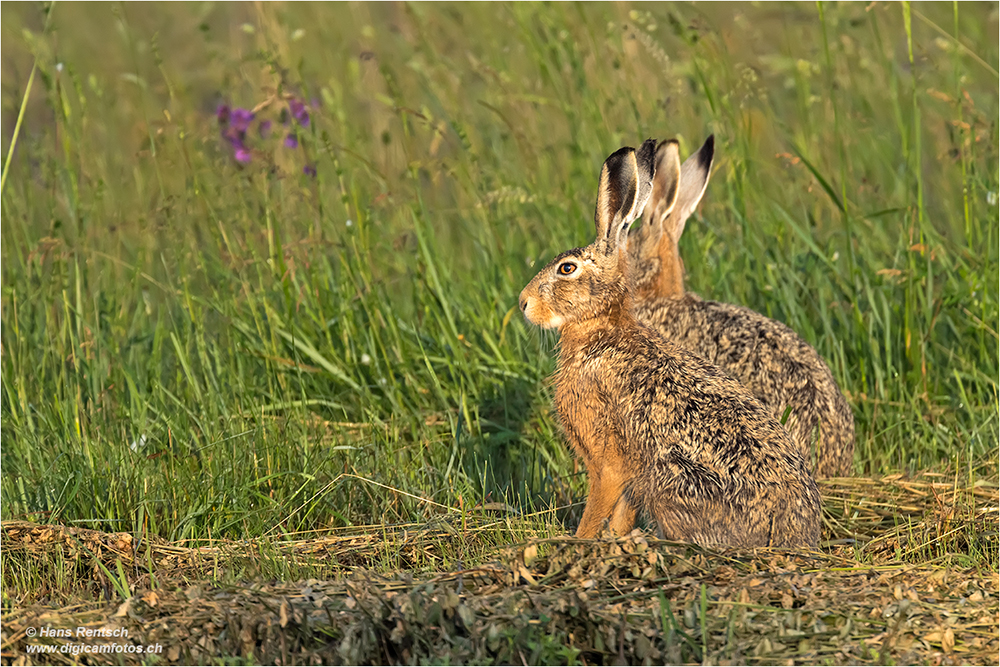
554, 375, 630, 463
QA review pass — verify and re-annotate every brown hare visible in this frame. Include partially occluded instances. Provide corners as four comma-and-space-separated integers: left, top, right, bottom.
628, 136, 855, 478
519, 140, 821, 548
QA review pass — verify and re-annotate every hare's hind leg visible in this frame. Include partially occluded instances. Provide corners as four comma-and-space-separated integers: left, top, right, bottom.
766, 480, 822, 547
649, 502, 700, 543
651, 497, 757, 548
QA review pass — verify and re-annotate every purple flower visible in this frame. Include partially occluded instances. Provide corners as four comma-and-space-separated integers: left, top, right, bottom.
223, 126, 245, 147
217, 104, 231, 125
231, 107, 255, 132
284, 133, 299, 149
234, 147, 252, 163
259, 120, 272, 138
303, 164, 317, 177
289, 98, 310, 127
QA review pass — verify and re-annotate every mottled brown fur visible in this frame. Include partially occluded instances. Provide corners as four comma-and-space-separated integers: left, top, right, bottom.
633, 295, 855, 477
519, 141, 821, 548
627, 136, 855, 477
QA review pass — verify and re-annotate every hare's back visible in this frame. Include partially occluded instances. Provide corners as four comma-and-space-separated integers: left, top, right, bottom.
590, 321, 821, 548
636, 294, 842, 406
616, 324, 808, 478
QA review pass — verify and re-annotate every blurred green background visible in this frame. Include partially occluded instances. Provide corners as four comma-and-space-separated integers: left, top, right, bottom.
1, 2, 997, 543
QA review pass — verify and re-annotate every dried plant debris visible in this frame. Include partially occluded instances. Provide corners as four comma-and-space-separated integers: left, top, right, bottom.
2, 474, 997, 665
3, 541, 997, 665
1, 518, 501, 583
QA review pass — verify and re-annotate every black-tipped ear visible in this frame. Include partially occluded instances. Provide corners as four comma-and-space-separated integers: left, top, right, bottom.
666, 134, 716, 240
697, 135, 715, 169
594, 139, 657, 252
647, 140, 682, 225
594, 146, 636, 248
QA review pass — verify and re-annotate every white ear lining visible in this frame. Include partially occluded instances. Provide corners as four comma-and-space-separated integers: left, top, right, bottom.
616, 154, 655, 245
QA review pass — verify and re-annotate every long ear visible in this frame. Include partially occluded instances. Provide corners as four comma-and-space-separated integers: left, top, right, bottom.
642, 139, 682, 232
594, 139, 657, 253
665, 134, 715, 240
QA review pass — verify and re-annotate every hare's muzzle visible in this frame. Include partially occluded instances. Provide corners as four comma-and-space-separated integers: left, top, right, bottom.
518, 288, 564, 330
518, 290, 537, 324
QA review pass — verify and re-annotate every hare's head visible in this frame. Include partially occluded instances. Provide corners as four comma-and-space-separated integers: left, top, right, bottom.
628, 135, 715, 299
519, 140, 657, 330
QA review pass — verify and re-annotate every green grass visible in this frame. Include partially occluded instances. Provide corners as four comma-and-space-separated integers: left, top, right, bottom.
2, 0, 997, 559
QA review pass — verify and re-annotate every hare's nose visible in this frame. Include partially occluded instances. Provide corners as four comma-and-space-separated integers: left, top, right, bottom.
519, 296, 528, 312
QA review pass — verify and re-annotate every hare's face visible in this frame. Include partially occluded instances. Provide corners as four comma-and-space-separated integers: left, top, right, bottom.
518, 244, 627, 330
519, 139, 657, 331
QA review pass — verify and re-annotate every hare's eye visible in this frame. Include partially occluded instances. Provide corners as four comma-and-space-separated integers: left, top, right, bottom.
557, 262, 577, 276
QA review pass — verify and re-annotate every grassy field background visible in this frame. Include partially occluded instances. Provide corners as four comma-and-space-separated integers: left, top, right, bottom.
2, 0, 997, 620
